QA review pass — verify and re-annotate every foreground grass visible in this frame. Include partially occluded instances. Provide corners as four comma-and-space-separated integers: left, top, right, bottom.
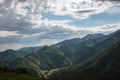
0, 71, 42, 80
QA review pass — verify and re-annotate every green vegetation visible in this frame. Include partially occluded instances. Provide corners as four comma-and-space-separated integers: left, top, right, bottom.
0, 30, 120, 80
11, 46, 71, 70
0, 49, 18, 61
0, 71, 43, 80
48, 40, 120, 80
56, 30, 120, 65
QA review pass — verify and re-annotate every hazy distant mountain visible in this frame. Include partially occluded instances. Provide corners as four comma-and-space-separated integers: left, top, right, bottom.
49, 40, 120, 80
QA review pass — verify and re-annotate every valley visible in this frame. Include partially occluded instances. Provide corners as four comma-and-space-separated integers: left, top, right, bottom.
0, 0, 120, 80
0, 30, 120, 80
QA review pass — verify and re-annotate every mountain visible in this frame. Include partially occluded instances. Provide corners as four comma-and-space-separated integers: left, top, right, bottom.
55, 30, 120, 64
17, 46, 45, 53
82, 33, 104, 40
17, 46, 45, 57
1, 30, 120, 69
7, 46, 71, 70
92, 30, 120, 50
55, 33, 104, 47
0, 30, 120, 79
0, 49, 18, 61
48, 40, 120, 80
0, 46, 71, 77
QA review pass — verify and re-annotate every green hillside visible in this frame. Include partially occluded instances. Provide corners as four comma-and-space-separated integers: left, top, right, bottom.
20, 46, 71, 70
0, 46, 71, 77
49, 40, 120, 80
0, 49, 18, 61
0, 71, 44, 80
57, 30, 120, 65
0, 30, 120, 80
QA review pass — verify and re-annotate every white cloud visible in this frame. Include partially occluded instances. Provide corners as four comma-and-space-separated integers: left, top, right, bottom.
70, 23, 120, 34
0, 31, 19, 37
0, 43, 31, 51
0, 0, 4, 4
0, 0, 115, 28
32, 19, 72, 29
42, 0, 113, 19
0, 22, 120, 51
0, 0, 120, 51
105, 5, 120, 15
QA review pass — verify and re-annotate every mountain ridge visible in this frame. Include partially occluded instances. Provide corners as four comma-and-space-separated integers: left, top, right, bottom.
0, 30, 120, 79
48, 40, 120, 80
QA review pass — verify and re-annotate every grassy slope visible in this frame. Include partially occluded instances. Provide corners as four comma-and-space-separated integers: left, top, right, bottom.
0, 71, 43, 80
57, 30, 120, 65
48, 40, 120, 80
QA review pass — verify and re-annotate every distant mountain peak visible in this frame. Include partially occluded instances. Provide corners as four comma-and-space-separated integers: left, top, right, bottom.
83, 33, 104, 40
55, 33, 105, 48
108, 29, 120, 38
113, 29, 120, 34
4, 49, 16, 53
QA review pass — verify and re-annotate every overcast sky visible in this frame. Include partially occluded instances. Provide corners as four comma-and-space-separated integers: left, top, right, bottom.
0, 0, 120, 51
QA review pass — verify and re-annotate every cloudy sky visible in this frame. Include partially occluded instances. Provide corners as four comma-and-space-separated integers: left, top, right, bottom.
0, 0, 120, 51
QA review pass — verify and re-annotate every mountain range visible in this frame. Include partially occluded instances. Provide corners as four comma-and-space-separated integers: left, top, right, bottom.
48, 39, 120, 80
0, 30, 120, 80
